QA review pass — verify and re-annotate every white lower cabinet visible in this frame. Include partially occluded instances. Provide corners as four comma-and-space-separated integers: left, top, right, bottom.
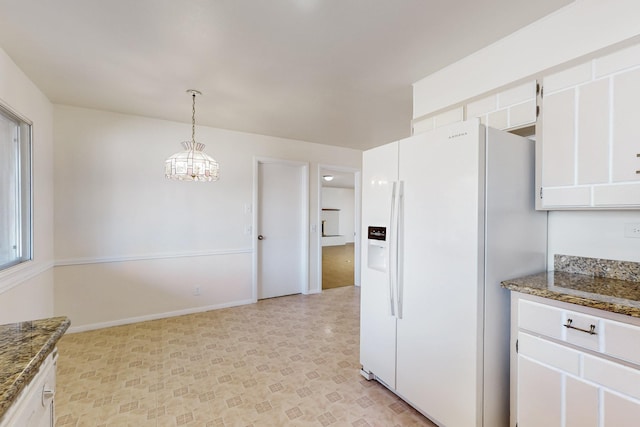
512, 294, 640, 427
517, 355, 562, 426
0, 350, 57, 427
566, 376, 599, 427
604, 391, 640, 427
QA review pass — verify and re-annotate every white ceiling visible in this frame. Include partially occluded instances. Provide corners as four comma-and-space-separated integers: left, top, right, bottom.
0, 0, 572, 150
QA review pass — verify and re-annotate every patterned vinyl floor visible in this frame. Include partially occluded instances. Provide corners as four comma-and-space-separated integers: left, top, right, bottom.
55, 286, 435, 426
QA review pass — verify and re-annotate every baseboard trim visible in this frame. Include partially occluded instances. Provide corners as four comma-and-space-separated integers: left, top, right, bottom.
66, 298, 255, 333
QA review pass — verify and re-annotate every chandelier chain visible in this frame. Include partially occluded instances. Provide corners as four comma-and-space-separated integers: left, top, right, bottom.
191, 92, 196, 143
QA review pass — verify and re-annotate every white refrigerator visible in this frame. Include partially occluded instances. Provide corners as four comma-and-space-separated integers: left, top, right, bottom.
360, 119, 547, 427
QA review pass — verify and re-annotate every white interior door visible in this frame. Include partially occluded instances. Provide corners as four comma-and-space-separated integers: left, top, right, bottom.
257, 160, 308, 299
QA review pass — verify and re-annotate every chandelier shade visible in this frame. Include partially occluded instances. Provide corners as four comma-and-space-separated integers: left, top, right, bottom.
165, 90, 219, 182
165, 141, 219, 181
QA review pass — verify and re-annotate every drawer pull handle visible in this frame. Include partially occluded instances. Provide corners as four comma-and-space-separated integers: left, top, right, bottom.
42, 385, 55, 406
564, 318, 597, 335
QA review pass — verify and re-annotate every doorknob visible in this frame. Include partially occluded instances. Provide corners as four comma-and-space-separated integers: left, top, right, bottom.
258, 235, 264, 240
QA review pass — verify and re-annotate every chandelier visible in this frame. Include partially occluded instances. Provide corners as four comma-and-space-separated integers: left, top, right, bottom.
165, 90, 220, 181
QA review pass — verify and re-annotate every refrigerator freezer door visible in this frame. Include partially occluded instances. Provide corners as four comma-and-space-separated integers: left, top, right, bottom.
360, 141, 399, 389
396, 121, 484, 427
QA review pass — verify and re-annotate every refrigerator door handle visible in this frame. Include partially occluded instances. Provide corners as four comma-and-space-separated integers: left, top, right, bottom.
397, 181, 405, 320
388, 181, 397, 317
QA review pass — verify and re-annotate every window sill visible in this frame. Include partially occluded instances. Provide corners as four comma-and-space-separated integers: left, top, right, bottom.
0, 260, 53, 294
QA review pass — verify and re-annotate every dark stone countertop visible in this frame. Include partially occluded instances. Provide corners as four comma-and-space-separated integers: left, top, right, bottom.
0, 316, 70, 421
502, 271, 640, 318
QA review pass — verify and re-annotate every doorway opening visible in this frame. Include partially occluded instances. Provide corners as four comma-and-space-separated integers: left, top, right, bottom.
318, 166, 360, 290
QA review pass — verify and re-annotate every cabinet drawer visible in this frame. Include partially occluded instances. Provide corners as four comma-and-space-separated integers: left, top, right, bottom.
583, 354, 640, 400
518, 332, 580, 375
604, 320, 640, 365
518, 299, 564, 339
518, 299, 601, 352
564, 312, 600, 352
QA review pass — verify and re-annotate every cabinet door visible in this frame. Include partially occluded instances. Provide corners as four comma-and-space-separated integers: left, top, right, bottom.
603, 391, 640, 427
566, 376, 598, 427
577, 79, 609, 185
517, 355, 562, 427
541, 89, 575, 188
541, 71, 610, 189
613, 68, 640, 184
33, 356, 55, 427
540, 88, 592, 208
538, 45, 640, 208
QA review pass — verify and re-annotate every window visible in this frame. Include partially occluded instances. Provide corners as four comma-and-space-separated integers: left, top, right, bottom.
0, 104, 32, 271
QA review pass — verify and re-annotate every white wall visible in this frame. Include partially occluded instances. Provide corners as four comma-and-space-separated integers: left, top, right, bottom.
412, 0, 640, 267
53, 105, 361, 331
548, 211, 640, 264
0, 47, 55, 324
321, 187, 356, 244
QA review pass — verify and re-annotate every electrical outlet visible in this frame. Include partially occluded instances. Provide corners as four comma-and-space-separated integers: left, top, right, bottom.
624, 223, 640, 239
193, 286, 201, 296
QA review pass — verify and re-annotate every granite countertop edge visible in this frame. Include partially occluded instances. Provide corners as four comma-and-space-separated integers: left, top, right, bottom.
501, 271, 640, 319
501, 280, 640, 318
0, 316, 70, 421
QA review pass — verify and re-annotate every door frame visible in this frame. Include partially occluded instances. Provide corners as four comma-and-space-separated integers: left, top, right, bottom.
252, 157, 309, 302
316, 164, 362, 290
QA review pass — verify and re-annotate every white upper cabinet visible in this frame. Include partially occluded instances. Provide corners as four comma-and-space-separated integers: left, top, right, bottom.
578, 79, 609, 185
613, 69, 640, 184
541, 88, 575, 188
412, 81, 537, 136
539, 44, 640, 209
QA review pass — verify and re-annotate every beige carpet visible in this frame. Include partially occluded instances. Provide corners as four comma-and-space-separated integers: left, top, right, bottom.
322, 243, 355, 289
